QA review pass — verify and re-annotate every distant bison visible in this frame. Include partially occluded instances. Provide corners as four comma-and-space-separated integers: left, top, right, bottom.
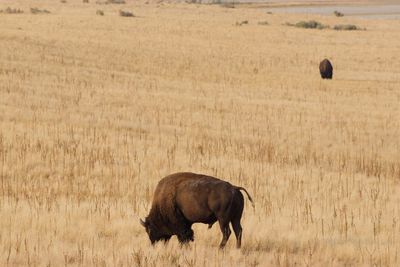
140, 172, 254, 248
319, 58, 333, 79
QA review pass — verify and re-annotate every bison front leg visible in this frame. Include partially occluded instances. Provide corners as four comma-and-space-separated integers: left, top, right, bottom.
218, 222, 231, 249
177, 228, 194, 244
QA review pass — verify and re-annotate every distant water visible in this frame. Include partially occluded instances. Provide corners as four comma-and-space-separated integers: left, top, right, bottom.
267, 4, 400, 19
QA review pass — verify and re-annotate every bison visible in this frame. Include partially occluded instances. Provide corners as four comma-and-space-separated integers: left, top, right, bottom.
140, 172, 254, 248
319, 58, 333, 79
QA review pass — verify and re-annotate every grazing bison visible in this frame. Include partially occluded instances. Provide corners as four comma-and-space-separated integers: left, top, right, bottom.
319, 58, 333, 79
140, 172, 254, 248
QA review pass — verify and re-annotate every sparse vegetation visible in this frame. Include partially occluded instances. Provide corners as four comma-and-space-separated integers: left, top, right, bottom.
83, 0, 89, 3
96, 9, 104, 16
30, 7, 50, 14
0, 7, 24, 14
119, 10, 134, 17
0, 2, 399, 266
334, 24, 364, 31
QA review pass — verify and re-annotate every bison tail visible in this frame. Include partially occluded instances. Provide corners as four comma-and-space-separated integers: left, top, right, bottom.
236, 187, 255, 209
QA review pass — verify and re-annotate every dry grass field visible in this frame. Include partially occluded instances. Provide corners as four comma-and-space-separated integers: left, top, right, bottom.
1, 0, 400, 266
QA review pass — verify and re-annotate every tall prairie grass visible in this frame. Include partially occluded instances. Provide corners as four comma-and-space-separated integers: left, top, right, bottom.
0, 0, 400, 266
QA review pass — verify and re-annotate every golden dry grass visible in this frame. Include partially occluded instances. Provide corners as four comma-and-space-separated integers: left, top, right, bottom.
1, 0, 400, 266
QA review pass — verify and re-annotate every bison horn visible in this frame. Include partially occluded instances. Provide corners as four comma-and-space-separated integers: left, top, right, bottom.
140, 219, 146, 227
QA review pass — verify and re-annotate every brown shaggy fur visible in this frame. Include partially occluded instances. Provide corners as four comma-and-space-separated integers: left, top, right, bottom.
140, 172, 254, 248
319, 58, 333, 79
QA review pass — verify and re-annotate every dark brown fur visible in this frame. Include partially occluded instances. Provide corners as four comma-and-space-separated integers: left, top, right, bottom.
319, 58, 333, 79
140, 172, 254, 248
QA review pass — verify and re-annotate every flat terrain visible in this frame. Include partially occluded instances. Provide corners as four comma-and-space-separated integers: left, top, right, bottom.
267, 3, 400, 19
1, 0, 400, 266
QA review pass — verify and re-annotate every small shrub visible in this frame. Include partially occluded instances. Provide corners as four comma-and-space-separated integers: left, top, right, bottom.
235, 20, 248, 26
333, 10, 344, 17
296, 20, 328, 29
0, 7, 24, 14
119, 10, 134, 17
221, 3, 235, 8
286, 20, 328, 30
107, 0, 125, 3
96, 9, 104, 16
333, 24, 363, 31
83, 0, 89, 3
61, 0, 67, 3
30, 8, 50, 14
258, 21, 269, 26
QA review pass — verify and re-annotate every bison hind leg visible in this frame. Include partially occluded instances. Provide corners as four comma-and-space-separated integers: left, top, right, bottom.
218, 221, 232, 249
231, 188, 244, 248
231, 219, 242, 248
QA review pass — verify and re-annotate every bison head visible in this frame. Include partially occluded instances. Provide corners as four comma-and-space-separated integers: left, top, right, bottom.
140, 218, 170, 244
